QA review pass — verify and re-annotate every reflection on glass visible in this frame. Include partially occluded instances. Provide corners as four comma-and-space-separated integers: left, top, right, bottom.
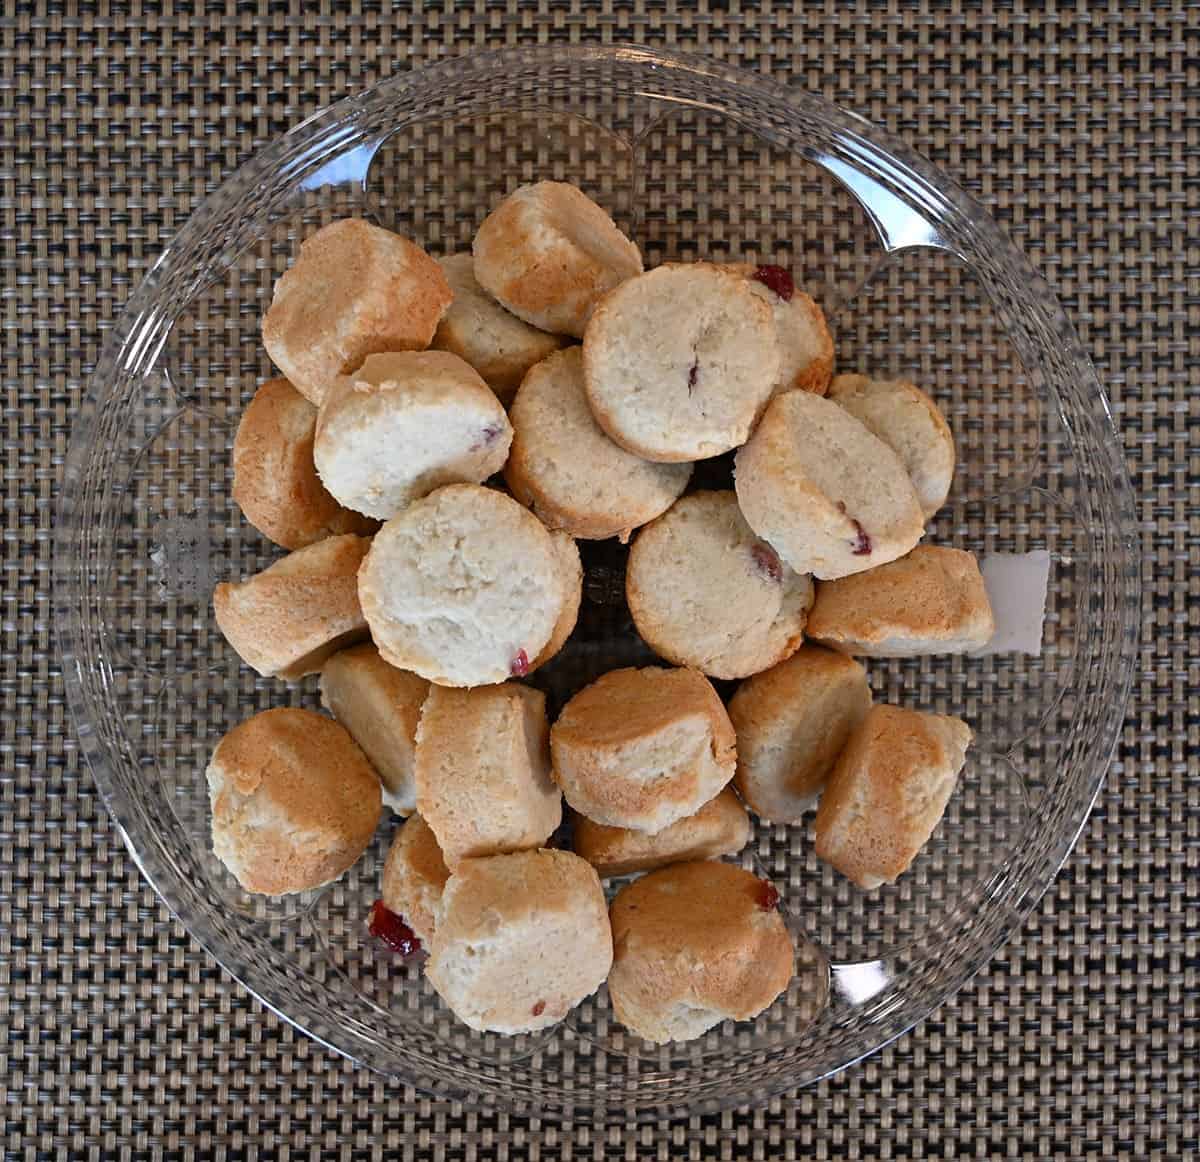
832, 960, 891, 1005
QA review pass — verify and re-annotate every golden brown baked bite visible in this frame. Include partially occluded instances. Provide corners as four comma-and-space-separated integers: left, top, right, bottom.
607, 861, 794, 1043
814, 704, 972, 888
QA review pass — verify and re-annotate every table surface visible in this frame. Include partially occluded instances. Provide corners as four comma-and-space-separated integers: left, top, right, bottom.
3, 3, 1196, 1158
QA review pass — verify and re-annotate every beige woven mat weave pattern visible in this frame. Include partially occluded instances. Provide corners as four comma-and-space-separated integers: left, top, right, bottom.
2, 2, 1196, 1158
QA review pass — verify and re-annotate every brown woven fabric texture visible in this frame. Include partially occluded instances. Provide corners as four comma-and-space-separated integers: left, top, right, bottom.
2, 2, 1196, 1158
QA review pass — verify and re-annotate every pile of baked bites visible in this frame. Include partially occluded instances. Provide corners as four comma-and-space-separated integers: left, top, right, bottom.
207, 181, 996, 1043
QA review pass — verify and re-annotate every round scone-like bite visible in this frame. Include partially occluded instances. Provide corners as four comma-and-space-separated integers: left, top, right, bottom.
729, 646, 872, 823
814, 704, 972, 889
380, 814, 450, 943
827, 373, 955, 518
608, 861, 795, 1043
232, 377, 377, 550
213, 533, 370, 680
584, 264, 780, 462
550, 666, 737, 834
505, 347, 692, 541
431, 253, 566, 405
262, 218, 452, 406
320, 643, 429, 814
807, 545, 995, 657
414, 683, 561, 868
206, 708, 382, 895
357, 484, 566, 687
734, 389, 925, 580
427, 848, 613, 1033
626, 491, 814, 680
314, 351, 512, 521
573, 787, 750, 879
473, 181, 643, 338
726, 263, 834, 396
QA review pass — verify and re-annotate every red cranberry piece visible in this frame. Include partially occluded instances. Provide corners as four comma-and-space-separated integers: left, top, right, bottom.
531, 1000, 546, 1017
750, 542, 783, 584
368, 900, 422, 957
510, 649, 530, 677
755, 879, 781, 911
836, 502, 872, 556
470, 423, 503, 452
850, 520, 872, 556
750, 264, 795, 302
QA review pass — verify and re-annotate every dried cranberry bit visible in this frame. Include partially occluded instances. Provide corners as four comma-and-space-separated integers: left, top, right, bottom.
755, 880, 781, 912
750, 264, 795, 302
510, 649, 530, 677
750, 542, 783, 584
687, 359, 699, 393
368, 900, 422, 957
836, 502, 872, 556
470, 423, 503, 452
850, 520, 872, 557
531, 1000, 546, 1017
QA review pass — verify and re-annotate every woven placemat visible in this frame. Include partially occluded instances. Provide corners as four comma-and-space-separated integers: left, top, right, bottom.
2, 3, 1196, 1158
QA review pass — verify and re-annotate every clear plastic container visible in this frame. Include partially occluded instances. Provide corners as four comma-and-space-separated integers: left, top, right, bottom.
55, 45, 1140, 1116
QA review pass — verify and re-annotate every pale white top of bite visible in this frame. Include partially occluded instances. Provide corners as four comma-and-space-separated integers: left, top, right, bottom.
584, 264, 780, 462
735, 389, 924, 579
357, 484, 563, 687
626, 490, 812, 680
314, 350, 511, 521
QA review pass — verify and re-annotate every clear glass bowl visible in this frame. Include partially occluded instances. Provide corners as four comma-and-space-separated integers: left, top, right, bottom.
55, 45, 1140, 1115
